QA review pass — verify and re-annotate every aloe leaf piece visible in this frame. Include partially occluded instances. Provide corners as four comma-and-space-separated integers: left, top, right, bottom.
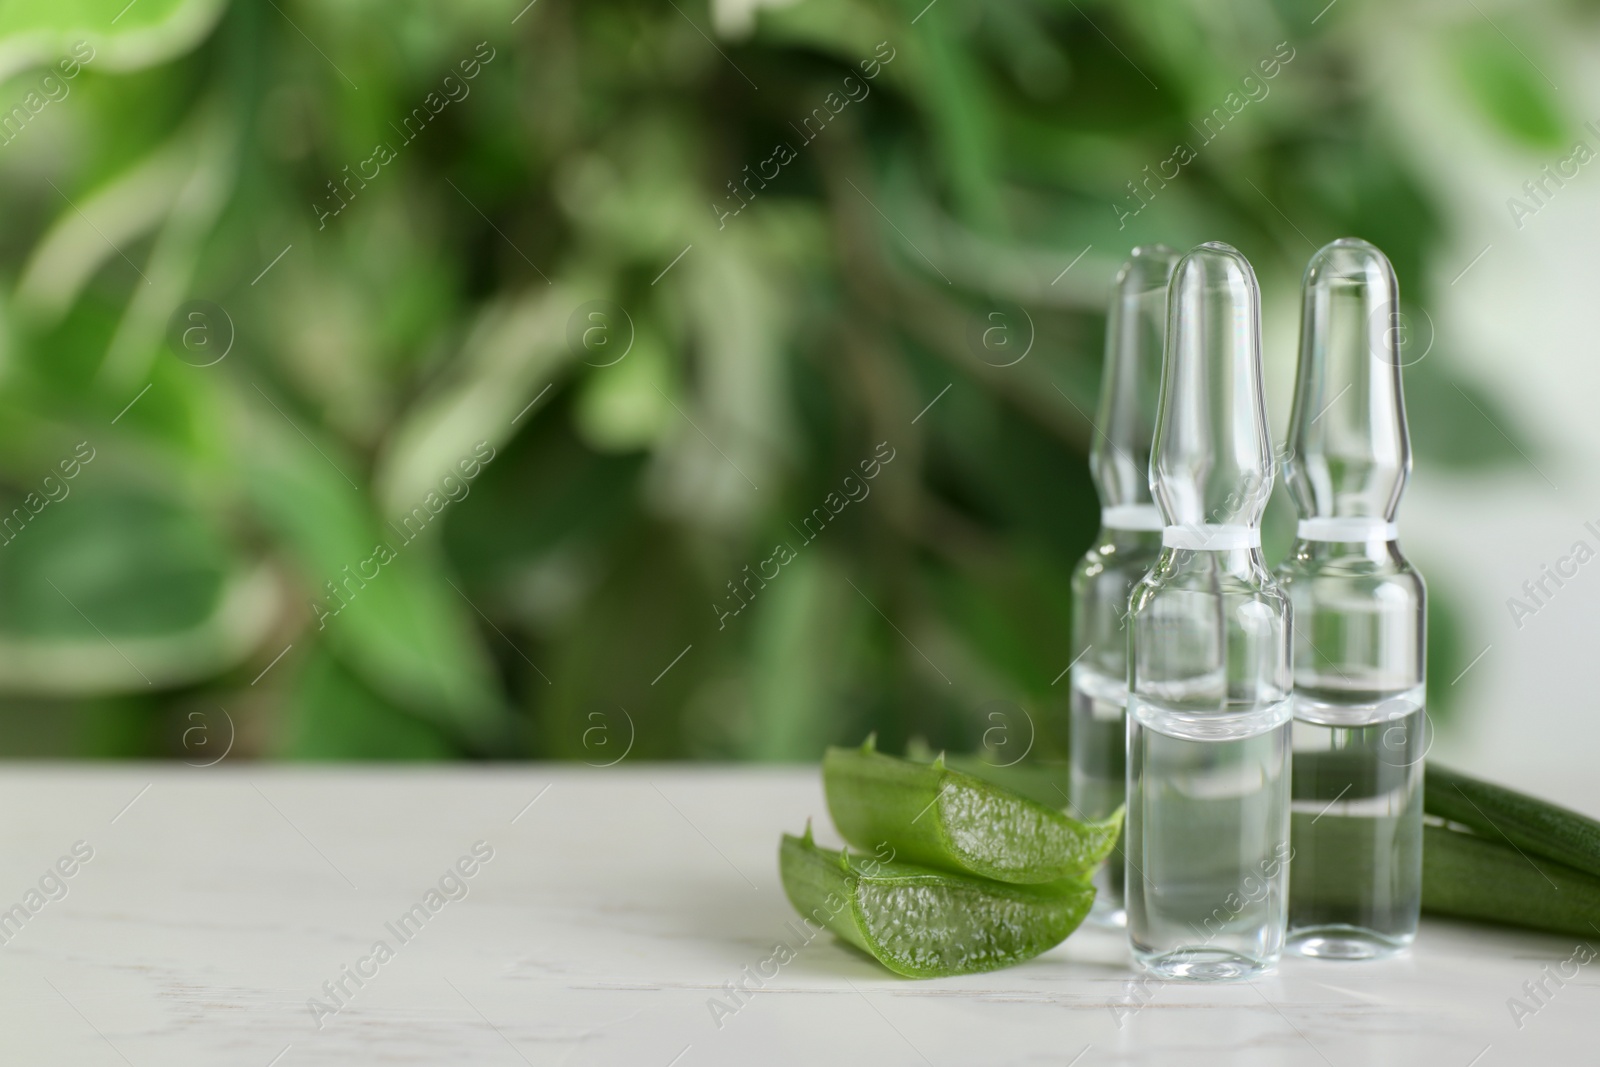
778, 825, 1095, 978
1425, 763, 1600, 882
823, 737, 1121, 884
1422, 822, 1600, 938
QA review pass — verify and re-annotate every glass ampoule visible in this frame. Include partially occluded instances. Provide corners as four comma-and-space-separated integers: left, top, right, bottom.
1070, 245, 1179, 929
1277, 238, 1426, 960
1126, 242, 1292, 981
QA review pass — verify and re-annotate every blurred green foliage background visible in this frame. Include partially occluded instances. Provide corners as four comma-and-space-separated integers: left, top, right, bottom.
0, 0, 1558, 760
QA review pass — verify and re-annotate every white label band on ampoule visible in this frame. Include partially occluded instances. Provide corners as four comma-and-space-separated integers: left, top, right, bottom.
1162, 524, 1261, 550
1102, 504, 1165, 531
1297, 517, 1398, 542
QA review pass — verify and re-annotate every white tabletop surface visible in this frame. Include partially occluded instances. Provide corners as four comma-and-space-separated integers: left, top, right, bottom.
1, 762, 1590, 1065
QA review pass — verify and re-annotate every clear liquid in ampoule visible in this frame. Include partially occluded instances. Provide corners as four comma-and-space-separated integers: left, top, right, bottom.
1128, 696, 1292, 979
1124, 242, 1291, 981
1287, 685, 1424, 958
1278, 238, 1426, 959
1069, 246, 1177, 929
1070, 652, 1141, 921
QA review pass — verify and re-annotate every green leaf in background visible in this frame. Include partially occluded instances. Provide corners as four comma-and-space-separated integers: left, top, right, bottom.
0, 0, 1561, 758
1425, 575, 1466, 725
239, 390, 510, 754
0, 484, 275, 694
744, 550, 864, 761
540, 522, 726, 761
1404, 359, 1539, 471
1450, 21, 1565, 152
0, 0, 223, 83
285, 644, 457, 760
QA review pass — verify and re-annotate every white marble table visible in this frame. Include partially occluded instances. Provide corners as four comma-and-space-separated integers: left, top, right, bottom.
0, 763, 1588, 1065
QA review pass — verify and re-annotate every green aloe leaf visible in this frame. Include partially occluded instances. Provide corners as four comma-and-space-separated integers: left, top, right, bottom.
1426, 763, 1600, 882
824, 737, 1121, 884
905, 737, 1074, 810
779, 824, 1095, 978
1422, 822, 1600, 938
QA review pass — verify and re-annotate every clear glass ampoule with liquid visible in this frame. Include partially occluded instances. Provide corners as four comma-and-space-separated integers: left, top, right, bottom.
1278, 238, 1426, 960
1126, 242, 1293, 981
1070, 245, 1179, 929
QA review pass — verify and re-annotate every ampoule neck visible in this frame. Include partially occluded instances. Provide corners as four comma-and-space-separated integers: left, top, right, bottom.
1092, 245, 1179, 511
1159, 543, 1273, 582
1287, 537, 1404, 569
1098, 502, 1164, 542
1284, 237, 1410, 525
1094, 516, 1164, 555
1150, 242, 1273, 534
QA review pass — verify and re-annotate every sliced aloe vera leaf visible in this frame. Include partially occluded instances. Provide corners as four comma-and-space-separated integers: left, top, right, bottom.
1425, 763, 1600, 881
903, 737, 1073, 809
823, 737, 1121, 884
1422, 822, 1600, 937
778, 826, 1095, 978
